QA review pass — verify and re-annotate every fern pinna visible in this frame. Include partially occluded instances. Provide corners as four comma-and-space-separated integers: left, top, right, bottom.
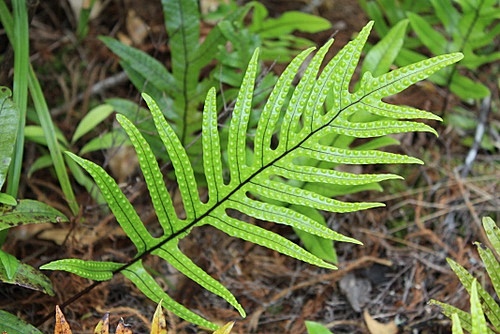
41, 22, 462, 330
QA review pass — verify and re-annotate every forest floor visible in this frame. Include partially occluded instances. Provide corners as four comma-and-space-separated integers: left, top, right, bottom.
1, 0, 499, 333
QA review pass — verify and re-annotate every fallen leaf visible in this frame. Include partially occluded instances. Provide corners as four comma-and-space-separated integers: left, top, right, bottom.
151, 301, 167, 334
54, 306, 72, 334
363, 309, 398, 334
199, 0, 229, 15
213, 321, 235, 334
93, 313, 109, 334
126, 10, 149, 45
116, 319, 133, 334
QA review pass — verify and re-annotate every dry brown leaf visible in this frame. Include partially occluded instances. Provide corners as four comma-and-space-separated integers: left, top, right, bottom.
54, 306, 72, 334
151, 301, 167, 334
117, 32, 133, 46
213, 321, 235, 334
94, 313, 109, 334
107, 144, 139, 184
115, 319, 133, 334
199, 0, 229, 15
126, 9, 149, 45
68, 0, 105, 21
363, 309, 398, 334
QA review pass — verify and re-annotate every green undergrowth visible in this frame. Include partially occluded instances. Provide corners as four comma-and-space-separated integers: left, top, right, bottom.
359, 0, 499, 102
430, 217, 500, 333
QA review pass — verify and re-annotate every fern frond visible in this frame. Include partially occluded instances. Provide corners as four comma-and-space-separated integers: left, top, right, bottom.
447, 258, 500, 329
42, 22, 463, 329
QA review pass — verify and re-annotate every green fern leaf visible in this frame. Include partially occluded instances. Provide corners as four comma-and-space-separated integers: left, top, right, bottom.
447, 258, 500, 329
430, 299, 477, 334
452, 313, 465, 334
43, 22, 463, 329
121, 260, 216, 330
475, 241, 500, 305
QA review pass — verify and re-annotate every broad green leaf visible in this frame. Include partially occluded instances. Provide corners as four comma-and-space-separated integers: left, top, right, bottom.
0, 199, 68, 232
78, 130, 129, 155
27, 154, 53, 178
192, 5, 250, 70
430, 0, 460, 34
0, 249, 18, 280
72, 104, 114, 143
0, 86, 18, 189
99, 37, 177, 96
0, 193, 16, 206
362, 19, 409, 77
360, 1, 389, 37
0, 310, 42, 334
449, 73, 490, 100
252, 11, 331, 37
162, 0, 203, 145
407, 12, 447, 55
117, 111, 245, 317
24, 125, 69, 147
305, 320, 333, 334
0, 250, 54, 295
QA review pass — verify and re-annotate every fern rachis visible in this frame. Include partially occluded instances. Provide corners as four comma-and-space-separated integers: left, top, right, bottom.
41, 22, 463, 330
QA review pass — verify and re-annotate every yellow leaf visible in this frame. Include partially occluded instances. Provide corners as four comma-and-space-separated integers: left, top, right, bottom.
150, 301, 167, 334
213, 321, 235, 334
54, 306, 72, 334
94, 313, 110, 334
363, 309, 398, 334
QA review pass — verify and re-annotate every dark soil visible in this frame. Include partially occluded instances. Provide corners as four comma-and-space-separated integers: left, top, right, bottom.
0, 0, 498, 333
